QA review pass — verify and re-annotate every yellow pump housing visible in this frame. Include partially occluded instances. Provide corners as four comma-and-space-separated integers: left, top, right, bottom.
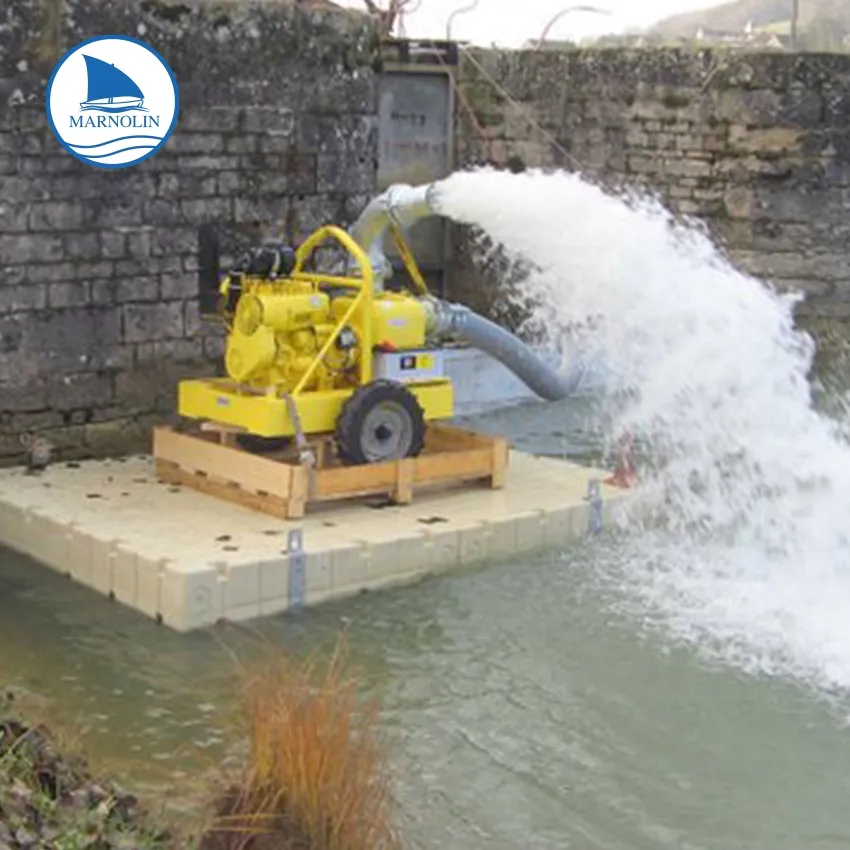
177, 224, 454, 462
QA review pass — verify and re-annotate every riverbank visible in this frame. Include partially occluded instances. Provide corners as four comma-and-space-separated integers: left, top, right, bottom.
0, 688, 181, 849
1, 633, 401, 849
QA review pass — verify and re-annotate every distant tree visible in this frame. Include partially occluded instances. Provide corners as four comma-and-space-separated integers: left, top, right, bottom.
362, 0, 419, 38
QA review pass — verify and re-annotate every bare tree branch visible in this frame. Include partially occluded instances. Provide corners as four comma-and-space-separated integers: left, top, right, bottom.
362, 0, 419, 38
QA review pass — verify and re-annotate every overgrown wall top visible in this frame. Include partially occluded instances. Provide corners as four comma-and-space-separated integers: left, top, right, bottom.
0, 0, 379, 461
454, 47, 850, 330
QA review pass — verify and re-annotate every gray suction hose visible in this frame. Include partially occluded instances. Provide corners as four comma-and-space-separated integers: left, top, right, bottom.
348, 181, 585, 401
423, 298, 585, 401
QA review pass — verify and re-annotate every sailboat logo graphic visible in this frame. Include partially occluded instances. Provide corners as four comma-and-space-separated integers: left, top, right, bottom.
45, 34, 179, 170
79, 55, 147, 114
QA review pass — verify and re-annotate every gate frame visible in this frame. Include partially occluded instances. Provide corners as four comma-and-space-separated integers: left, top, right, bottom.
377, 38, 459, 298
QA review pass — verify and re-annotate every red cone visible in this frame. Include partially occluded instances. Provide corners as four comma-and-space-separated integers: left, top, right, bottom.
603, 432, 637, 489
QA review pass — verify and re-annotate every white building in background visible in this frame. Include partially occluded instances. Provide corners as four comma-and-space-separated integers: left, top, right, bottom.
694, 21, 786, 49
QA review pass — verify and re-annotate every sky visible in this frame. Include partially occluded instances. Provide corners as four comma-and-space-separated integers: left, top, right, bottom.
334, 0, 728, 47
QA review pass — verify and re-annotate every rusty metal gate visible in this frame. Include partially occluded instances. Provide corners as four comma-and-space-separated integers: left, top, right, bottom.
378, 40, 457, 297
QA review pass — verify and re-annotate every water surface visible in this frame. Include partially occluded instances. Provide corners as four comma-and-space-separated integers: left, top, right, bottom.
3, 399, 850, 849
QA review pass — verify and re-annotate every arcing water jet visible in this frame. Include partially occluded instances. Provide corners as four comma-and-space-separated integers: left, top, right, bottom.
428, 165, 850, 699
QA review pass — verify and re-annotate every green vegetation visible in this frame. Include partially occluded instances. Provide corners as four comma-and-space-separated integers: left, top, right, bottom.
756, 19, 792, 34
0, 694, 176, 849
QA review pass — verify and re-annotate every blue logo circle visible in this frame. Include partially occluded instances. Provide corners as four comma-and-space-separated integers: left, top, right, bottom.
45, 34, 179, 170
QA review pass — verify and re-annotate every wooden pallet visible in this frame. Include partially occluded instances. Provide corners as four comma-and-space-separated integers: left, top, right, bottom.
152, 422, 509, 520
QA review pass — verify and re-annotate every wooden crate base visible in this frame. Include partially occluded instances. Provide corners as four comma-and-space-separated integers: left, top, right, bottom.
152, 423, 509, 520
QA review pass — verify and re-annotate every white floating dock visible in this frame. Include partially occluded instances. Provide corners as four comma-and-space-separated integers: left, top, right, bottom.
0, 452, 629, 632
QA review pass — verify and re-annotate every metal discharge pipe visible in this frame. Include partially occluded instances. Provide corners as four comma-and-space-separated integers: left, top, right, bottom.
347, 182, 440, 286
348, 182, 585, 401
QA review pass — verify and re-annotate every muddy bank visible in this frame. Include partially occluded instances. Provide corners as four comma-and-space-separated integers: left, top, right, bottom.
0, 703, 312, 850
0, 689, 182, 849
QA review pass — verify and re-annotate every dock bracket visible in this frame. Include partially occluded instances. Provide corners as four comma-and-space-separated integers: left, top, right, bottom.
287, 527, 306, 610
586, 479, 603, 534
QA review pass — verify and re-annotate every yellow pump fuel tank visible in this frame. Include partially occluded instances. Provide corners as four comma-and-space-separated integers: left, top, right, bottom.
331, 292, 427, 350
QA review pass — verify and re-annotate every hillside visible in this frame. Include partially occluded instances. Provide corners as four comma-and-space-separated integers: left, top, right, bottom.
651, 0, 850, 41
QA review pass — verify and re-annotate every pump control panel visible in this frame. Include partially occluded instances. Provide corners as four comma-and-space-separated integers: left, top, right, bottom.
373, 349, 445, 383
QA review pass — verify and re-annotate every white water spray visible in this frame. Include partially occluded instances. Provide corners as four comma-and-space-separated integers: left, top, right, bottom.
433, 167, 850, 696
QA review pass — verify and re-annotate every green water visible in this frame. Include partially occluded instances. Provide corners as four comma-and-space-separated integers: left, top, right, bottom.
3, 399, 850, 849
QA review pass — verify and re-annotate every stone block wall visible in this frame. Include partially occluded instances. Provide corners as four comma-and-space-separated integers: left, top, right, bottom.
5, 28, 850, 462
0, 0, 379, 462
453, 48, 850, 343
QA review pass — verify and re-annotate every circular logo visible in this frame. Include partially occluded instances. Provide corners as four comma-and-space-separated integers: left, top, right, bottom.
46, 34, 179, 169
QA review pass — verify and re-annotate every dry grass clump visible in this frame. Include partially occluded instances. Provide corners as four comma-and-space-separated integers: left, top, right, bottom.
201, 633, 401, 850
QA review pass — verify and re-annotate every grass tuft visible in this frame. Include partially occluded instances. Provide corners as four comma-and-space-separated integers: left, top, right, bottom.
201, 631, 401, 850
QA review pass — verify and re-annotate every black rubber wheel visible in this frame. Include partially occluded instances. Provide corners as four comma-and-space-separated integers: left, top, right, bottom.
334, 379, 426, 465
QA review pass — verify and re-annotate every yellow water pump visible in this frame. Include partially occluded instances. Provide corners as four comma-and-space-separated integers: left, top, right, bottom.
177, 223, 454, 465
